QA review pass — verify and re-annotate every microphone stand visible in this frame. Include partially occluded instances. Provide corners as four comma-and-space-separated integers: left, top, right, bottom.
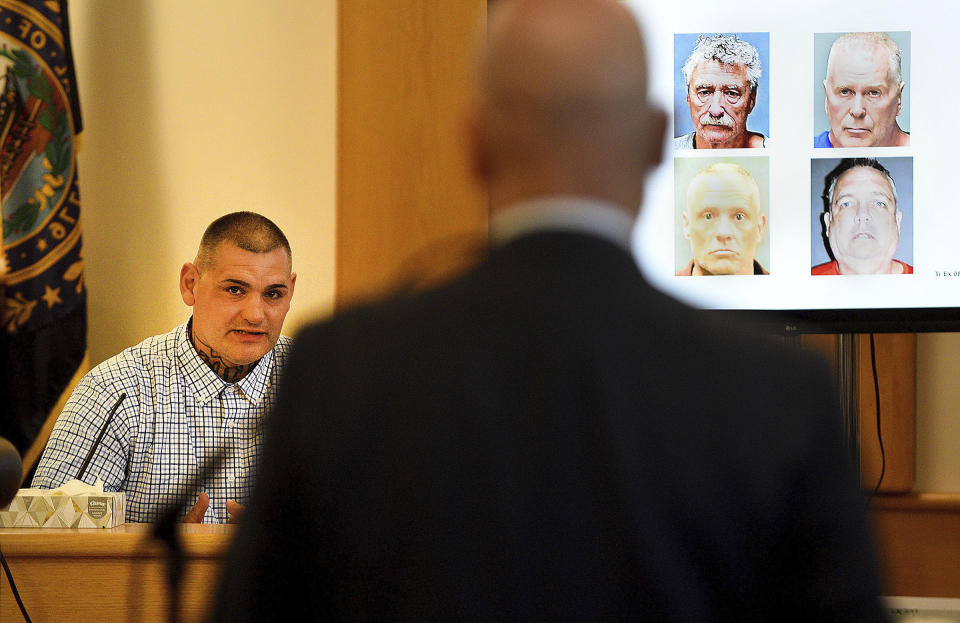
151, 448, 227, 623
75, 393, 126, 481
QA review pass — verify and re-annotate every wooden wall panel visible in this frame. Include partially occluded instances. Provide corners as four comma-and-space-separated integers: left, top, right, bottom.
337, 1, 489, 309
801, 333, 916, 492
859, 334, 916, 493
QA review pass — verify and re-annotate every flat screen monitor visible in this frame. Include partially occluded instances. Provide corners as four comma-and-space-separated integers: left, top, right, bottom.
626, 0, 958, 333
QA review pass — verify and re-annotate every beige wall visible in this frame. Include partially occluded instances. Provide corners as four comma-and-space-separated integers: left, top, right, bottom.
916, 334, 960, 492
70, 0, 336, 366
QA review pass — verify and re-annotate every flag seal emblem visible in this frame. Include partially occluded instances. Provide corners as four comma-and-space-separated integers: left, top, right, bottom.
0, 0, 83, 334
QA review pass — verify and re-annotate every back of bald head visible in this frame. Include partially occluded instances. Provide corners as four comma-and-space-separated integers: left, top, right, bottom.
476, 0, 664, 208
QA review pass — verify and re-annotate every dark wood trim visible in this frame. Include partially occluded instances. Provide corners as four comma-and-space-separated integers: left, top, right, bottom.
872, 494, 960, 597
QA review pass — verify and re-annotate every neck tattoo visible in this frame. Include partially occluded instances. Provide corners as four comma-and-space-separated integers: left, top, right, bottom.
189, 325, 257, 382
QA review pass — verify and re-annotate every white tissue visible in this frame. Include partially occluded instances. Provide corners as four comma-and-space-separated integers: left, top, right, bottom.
48, 478, 105, 496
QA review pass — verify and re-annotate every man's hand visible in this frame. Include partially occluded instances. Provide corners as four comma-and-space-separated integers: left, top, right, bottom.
227, 500, 245, 524
183, 491, 209, 523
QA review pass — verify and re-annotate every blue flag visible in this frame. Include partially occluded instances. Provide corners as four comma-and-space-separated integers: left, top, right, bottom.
0, 0, 85, 462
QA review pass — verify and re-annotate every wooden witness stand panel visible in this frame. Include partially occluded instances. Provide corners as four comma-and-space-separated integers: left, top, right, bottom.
0, 524, 231, 621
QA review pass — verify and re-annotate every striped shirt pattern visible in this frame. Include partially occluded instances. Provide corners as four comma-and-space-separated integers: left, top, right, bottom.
32, 321, 293, 524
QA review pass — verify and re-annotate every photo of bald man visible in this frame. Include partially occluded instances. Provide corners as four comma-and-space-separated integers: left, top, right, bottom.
675, 157, 770, 276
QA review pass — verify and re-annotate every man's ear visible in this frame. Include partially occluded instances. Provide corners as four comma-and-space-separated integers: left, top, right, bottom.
897, 81, 905, 116
180, 263, 199, 306
465, 106, 490, 185
822, 212, 832, 236
288, 272, 297, 300
643, 105, 668, 171
758, 213, 767, 242
896, 209, 903, 232
681, 210, 691, 240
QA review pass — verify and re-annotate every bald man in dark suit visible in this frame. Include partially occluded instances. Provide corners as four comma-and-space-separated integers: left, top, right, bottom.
210, 1, 887, 620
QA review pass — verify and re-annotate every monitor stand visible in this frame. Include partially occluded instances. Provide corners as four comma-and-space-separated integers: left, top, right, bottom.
784, 332, 860, 467
837, 333, 860, 468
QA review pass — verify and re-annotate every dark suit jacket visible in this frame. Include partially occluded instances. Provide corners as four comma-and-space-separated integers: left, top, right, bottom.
211, 230, 886, 622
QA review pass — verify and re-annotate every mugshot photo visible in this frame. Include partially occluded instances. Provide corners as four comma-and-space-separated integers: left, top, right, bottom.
675, 156, 770, 275
811, 156, 913, 275
813, 31, 911, 148
673, 32, 770, 150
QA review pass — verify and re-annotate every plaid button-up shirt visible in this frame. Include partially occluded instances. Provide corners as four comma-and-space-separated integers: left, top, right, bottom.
32, 320, 293, 524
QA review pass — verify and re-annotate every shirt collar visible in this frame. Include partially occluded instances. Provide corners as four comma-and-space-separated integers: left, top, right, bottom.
176, 319, 276, 407
489, 195, 636, 251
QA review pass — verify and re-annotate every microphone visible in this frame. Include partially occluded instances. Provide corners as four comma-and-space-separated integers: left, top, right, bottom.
0, 437, 22, 508
76, 393, 126, 482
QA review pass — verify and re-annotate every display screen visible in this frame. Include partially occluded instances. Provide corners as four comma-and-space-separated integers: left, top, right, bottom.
627, 0, 956, 332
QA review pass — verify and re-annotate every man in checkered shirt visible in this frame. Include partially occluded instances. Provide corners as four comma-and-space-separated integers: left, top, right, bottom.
32, 212, 297, 524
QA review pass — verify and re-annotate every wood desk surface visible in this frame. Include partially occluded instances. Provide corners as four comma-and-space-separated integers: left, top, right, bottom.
0, 522, 233, 557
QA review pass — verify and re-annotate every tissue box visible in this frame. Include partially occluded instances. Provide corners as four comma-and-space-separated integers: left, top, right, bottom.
0, 489, 125, 528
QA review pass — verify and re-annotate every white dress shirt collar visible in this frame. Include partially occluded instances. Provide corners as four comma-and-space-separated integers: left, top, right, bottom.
489, 195, 636, 251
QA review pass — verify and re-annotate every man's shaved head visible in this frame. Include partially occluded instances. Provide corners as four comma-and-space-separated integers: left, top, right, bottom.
195, 211, 292, 275
474, 0, 664, 211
